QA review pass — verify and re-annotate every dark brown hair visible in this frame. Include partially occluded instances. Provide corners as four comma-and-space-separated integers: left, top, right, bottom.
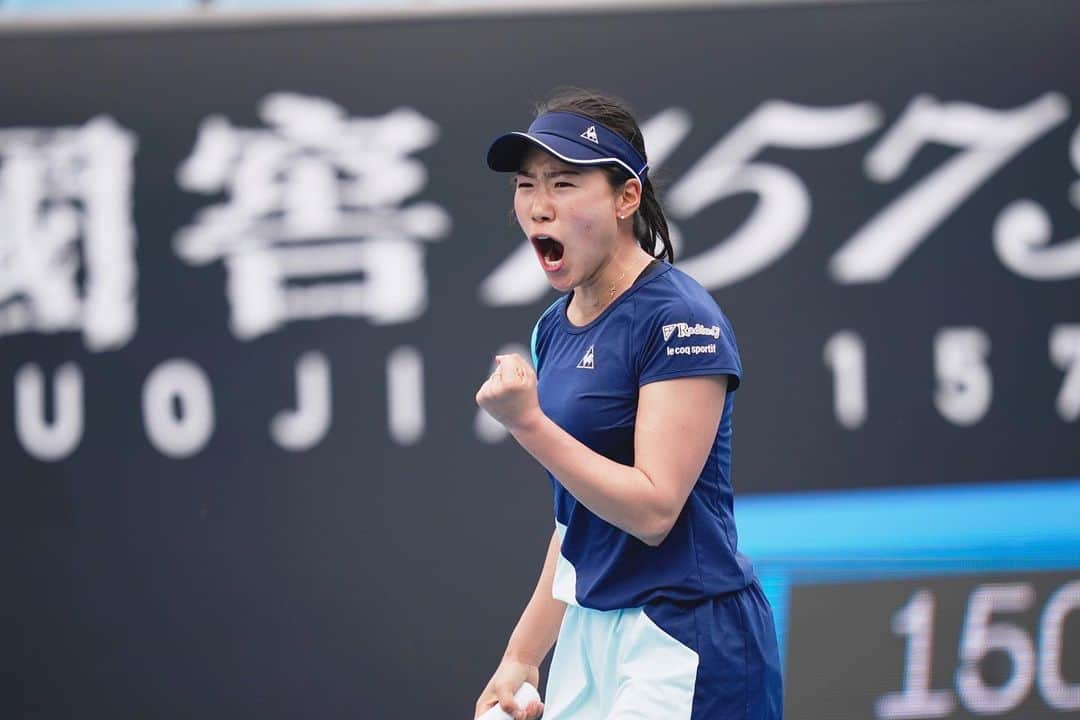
535, 87, 674, 263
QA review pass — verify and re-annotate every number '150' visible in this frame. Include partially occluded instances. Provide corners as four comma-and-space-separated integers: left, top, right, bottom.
877, 581, 1080, 717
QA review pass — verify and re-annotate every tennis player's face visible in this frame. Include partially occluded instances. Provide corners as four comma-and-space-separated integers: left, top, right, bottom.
514, 149, 621, 293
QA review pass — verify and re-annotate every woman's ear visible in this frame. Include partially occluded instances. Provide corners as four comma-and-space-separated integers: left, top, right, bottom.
616, 178, 643, 220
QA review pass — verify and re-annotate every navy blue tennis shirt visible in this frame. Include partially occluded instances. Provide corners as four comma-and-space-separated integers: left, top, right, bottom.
532, 261, 756, 611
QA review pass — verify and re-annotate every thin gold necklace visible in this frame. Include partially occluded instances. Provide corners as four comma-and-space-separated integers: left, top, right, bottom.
592, 266, 628, 308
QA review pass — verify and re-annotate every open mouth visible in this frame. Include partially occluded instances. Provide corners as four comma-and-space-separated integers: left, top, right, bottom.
531, 235, 565, 271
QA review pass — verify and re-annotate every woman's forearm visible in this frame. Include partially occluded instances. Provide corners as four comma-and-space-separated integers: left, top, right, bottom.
507, 411, 675, 545
504, 530, 567, 667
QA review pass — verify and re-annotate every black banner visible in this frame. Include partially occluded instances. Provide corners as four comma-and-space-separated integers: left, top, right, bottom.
2, 1, 1078, 717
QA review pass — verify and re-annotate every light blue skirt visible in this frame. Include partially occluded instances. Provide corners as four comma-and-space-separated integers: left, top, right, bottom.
544, 580, 783, 720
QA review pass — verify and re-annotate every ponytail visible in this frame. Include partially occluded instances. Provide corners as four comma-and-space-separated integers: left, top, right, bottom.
635, 177, 673, 263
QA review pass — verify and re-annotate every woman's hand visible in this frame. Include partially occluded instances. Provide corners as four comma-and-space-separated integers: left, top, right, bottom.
475, 354, 542, 432
474, 658, 544, 720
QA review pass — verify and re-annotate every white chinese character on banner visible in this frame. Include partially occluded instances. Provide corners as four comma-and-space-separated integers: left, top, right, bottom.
0, 117, 138, 351
174, 93, 451, 340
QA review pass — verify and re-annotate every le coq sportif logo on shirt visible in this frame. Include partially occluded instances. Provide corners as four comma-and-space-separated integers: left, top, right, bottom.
577, 345, 595, 369
662, 322, 722, 342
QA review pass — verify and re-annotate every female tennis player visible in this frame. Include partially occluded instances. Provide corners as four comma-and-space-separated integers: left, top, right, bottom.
473, 89, 783, 720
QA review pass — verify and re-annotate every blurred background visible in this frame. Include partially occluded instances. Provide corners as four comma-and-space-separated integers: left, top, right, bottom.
2, 0, 1078, 717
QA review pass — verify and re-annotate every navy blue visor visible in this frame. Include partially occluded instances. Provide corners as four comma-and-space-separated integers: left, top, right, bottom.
486, 111, 649, 184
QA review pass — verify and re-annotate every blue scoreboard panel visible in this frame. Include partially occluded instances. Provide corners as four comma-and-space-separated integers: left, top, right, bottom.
740, 481, 1080, 718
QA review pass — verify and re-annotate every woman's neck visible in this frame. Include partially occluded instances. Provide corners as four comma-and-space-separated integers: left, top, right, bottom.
568, 243, 653, 326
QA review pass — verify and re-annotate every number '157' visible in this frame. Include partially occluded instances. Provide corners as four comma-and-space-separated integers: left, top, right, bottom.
824, 325, 1080, 428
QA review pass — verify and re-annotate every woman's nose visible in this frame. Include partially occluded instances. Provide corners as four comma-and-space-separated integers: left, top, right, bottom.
531, 192, 554, 222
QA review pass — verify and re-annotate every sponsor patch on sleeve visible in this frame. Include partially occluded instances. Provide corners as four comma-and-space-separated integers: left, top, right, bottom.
661, 322, 721, 342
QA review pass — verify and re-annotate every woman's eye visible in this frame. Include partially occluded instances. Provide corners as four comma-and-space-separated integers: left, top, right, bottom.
554, 181, 575, 188
516, 181, 533, 189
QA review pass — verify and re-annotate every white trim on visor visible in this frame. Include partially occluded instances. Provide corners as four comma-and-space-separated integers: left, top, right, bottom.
509, 131, 649, 183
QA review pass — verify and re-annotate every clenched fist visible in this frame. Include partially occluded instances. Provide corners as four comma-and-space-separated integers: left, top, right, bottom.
475, 354, 541, 432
